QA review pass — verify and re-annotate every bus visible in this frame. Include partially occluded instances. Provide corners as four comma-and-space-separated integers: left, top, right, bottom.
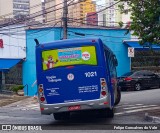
35, 38, 121, 120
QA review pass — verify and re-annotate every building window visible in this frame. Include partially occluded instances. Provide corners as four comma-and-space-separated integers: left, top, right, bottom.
13, 0, 29, 3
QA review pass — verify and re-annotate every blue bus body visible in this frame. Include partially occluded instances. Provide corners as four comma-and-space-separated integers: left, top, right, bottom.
35, 38, 120, 119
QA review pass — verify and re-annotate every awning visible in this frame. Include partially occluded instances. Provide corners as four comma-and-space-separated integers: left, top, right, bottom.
0, 59, 21, 72
124, 41, 160, 50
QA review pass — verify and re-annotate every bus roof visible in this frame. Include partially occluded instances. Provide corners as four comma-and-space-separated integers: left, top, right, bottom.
37, 38, 103, 49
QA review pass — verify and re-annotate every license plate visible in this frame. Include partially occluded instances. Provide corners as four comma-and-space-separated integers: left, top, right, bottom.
68, 105, 81, 111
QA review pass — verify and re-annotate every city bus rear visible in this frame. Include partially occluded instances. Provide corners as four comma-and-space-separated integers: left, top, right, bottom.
36, 38, 112, 115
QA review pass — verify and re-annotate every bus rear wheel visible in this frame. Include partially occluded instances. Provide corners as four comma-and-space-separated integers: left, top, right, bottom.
53, 112, 70, 120
114, 87, 121, 106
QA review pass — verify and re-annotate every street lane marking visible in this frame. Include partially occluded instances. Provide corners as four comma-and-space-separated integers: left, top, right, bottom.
123, 105, 157, 110
115, 106, 160, 116
25, 104, 39, 108
115, 104, 144, 109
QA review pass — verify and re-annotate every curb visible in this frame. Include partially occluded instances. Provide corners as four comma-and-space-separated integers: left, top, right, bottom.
145, 113, 160, 124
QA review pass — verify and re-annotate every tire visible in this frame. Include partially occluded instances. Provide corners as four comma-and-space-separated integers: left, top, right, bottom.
53, 112, 70, 120
134, 82, 141, 91
114, 87, 121, 106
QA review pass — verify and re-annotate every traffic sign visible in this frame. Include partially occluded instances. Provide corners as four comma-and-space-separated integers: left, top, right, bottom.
128, 47, 134, 57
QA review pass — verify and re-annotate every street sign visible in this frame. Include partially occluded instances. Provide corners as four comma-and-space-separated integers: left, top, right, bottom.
128, 47, 134, 57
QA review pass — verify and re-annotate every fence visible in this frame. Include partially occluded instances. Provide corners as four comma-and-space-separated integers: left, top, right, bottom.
131, 50, 160, 73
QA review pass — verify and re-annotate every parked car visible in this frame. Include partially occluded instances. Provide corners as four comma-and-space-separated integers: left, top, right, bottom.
118, 70, 160, 91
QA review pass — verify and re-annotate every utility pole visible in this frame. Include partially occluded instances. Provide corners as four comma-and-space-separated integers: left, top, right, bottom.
63, 0, 68, 39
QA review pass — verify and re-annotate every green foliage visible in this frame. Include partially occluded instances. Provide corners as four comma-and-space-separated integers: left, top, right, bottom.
11, 85, 24, 93
116, 0, 160, 45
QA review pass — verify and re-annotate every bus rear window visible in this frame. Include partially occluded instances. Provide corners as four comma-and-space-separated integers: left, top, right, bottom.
42, 46, 97, 70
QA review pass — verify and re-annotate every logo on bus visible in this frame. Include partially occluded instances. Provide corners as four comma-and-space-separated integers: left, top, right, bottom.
82, 52, 90, 61
67, 73, 74, 81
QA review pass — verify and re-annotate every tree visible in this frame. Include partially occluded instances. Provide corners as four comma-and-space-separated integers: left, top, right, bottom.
117, 0, 160, 46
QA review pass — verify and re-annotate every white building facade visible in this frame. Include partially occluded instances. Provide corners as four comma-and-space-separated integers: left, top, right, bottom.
0, 25, 26, 88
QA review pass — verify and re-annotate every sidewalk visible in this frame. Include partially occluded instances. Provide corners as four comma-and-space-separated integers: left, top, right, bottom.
145, 109, 160, 124
0, 93, 29, 107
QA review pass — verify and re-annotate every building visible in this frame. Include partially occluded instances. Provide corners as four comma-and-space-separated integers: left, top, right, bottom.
96, 0, 107, 26
29, 0, 44, 23
45, 0, 96, 26
86, 12, 98, 26
23, 27, 131, 96
0, 0, 43, 22
0, 25, 26, 90
0, 0, 30, 19
104, 0, 122, 27
68, 1, 81, 26
45, 0, 63, 26
97, 0, 131, 27
80, 0, 96, 24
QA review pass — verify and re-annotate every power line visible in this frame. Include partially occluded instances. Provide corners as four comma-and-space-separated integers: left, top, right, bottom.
0, 0, 59, 19
0, 0, 83, 29
0, 0, 71, 28
0, 0, 121, 33
68, 0, 121, 21
27, 20, 62, 39
0, 18, 62, 36
1, 20, 62, 49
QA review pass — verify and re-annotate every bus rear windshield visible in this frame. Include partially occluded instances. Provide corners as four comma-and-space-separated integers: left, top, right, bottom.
42, 46, 97, 70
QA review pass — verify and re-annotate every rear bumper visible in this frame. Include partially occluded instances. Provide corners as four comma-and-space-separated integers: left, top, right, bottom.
40, 96, 111, 115
119, 82, 134, 91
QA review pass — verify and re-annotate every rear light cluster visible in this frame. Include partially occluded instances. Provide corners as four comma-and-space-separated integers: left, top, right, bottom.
39, 84, 46, 103
100, 78, 108, 98
124, 77, 132, 81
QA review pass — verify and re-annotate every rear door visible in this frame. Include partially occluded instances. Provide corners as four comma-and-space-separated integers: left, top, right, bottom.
39, 45, 107, 104
147, 72, 159, 87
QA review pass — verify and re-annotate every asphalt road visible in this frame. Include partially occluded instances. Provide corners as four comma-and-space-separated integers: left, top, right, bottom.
0, 89, 160, 132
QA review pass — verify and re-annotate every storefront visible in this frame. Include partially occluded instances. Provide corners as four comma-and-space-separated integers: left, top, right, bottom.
0, 59, 22, 91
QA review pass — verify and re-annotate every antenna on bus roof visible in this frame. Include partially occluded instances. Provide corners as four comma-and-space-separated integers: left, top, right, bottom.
34, 39, 39, 46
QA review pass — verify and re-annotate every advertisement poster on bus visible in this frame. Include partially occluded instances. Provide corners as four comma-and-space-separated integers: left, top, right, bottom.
42, 46, 97, 70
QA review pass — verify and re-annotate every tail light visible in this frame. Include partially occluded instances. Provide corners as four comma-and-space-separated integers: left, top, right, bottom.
39, 88, 43, 93
124, 77, 132, 81
100, 78, 107, 98
40, 97, 45, 102
38, 84, 46, 103
101, 91, 107, 96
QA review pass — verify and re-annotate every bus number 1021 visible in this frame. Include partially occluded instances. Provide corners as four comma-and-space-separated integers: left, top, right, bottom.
85, 72, 97, 77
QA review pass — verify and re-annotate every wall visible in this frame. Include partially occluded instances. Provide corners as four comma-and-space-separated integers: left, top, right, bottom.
24, 27, 131, 96
23, 28, 60, 96
0, 25, 26, 59
0, 0, 13, 18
